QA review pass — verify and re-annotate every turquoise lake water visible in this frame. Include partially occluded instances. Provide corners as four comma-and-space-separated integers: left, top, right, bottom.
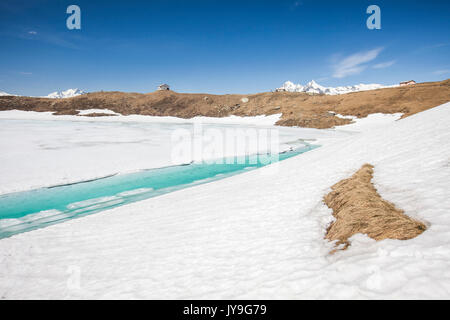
0, 145, 317, 239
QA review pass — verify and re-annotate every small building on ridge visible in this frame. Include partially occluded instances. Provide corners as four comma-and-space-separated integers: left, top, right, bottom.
158, 84, 170, 91
400, 80, 416, 86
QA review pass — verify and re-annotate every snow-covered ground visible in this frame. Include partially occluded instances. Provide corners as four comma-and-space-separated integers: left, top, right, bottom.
276, 80, 396, 95
0, 110, 359, 195
0, 109, 284, 126
0, 103, 449, 299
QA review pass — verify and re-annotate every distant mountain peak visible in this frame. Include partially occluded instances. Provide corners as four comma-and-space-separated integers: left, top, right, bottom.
307, 80, 319, 86
46, 88, 86, 99
0, 91, 14, 96
276, 80, 394, 95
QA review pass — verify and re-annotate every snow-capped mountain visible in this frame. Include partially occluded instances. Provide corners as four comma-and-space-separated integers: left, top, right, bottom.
276, 80, 395, 95
0, 91, 14, 96
46, 88, 86, 99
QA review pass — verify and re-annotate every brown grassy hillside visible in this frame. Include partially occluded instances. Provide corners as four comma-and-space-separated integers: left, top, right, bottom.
0, 79, 448, 129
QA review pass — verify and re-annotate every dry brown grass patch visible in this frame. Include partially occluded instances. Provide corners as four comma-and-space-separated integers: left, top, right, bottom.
324, 164, 426, 250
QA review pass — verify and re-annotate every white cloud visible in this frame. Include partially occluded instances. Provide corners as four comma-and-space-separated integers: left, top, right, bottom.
373, 60, 396, 69
332, 47, 383, 78
28, 31, 37, 35
19, 72, 32, 75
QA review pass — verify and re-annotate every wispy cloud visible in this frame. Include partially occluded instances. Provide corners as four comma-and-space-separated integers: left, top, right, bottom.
414, 43, 450, 54
422, 43, 449, 50
332, 48, 383, 78
19, 31, 83, 50
373, 60, 396, 69
433, 69, 450, 75
0, 26, 85, 50
19, 72, 32, 75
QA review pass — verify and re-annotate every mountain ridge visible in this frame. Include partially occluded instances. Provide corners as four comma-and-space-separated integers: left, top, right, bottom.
0, 79, 449, 129
0, 89, 86, 98
45, 89, 86, 99
276, 80, 396, 95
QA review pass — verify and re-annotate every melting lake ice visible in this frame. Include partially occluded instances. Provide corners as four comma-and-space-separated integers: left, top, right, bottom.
0, 145, 317, 239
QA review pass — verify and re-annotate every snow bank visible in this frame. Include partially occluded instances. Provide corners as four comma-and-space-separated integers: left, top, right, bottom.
336, 113, 403, 132
0, 109, 282, 126
0, 103, 448, 299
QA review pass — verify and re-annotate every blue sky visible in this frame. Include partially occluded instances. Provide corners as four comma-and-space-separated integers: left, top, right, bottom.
0, 0, 449, 95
